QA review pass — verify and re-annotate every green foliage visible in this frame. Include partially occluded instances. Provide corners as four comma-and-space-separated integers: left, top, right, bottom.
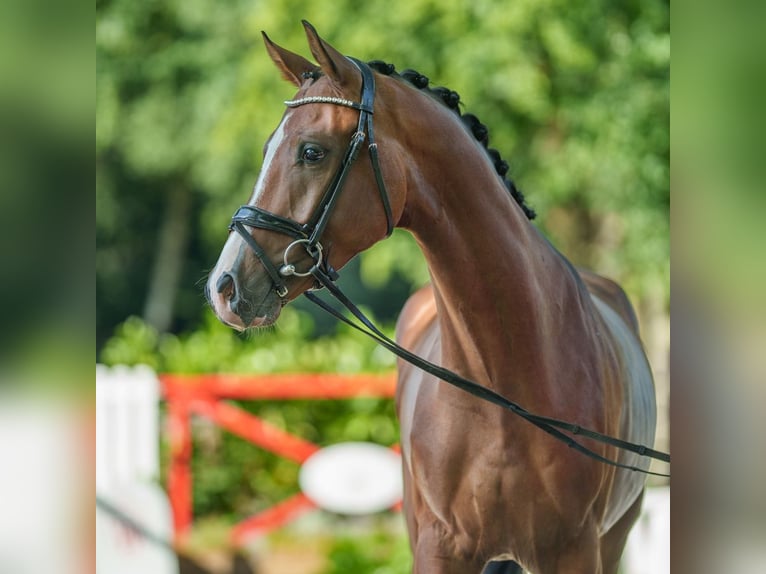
360, 230, 430, 289
102, 306, 396, 374
321, 530, 412, 574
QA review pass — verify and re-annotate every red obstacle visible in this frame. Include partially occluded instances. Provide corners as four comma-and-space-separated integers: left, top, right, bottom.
159, 373, 397, 545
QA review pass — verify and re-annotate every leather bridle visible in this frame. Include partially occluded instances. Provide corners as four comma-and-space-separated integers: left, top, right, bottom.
228, 58, 392, 298
226, 58, 671, 477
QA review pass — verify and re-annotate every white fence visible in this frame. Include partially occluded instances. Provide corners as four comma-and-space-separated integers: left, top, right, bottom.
0, 395, 82, 574
96, 364, 160, 490
96, 364, 178, 574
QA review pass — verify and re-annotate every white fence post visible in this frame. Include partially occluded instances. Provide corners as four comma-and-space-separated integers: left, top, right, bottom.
97, 364, 160, 492
96, 364, 178, 574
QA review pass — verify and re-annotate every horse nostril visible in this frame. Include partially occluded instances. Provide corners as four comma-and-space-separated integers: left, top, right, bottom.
216, 272, 235, 298
213, 270, 257, 326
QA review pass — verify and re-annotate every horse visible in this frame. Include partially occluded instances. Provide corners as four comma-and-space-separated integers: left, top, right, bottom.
205, 21, 659, 574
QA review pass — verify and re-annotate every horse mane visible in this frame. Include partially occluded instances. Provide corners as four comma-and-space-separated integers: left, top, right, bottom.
367, 60, 536, 220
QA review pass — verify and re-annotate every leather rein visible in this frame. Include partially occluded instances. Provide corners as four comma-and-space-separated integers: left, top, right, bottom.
228, 59, 670, 478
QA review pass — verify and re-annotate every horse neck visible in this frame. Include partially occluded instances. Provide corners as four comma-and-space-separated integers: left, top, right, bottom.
395, 101, 587, 401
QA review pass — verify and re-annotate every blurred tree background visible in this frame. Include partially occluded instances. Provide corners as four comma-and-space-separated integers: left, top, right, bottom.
97, 0, 667, 569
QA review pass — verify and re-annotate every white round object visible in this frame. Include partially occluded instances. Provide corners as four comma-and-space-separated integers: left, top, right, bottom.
299, 442, 402, 515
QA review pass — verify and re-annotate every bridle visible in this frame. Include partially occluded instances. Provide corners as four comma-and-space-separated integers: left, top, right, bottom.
226, 58, 671, 477
228, 58, 392, 298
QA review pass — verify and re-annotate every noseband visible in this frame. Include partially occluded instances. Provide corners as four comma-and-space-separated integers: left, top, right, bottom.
228, 58, 393, 298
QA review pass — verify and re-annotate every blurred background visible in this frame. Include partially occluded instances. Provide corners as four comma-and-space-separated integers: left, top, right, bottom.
96, 0, 669, 572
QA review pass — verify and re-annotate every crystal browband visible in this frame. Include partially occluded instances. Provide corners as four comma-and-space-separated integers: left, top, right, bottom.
284, 96, 370, 112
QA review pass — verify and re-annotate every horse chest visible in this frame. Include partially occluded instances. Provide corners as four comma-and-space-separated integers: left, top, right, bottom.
397, 318, 531, 522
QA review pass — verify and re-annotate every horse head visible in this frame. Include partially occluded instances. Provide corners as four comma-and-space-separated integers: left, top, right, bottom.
206, 21, 407, 330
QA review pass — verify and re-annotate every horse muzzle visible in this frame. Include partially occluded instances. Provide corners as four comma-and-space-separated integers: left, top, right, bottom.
206, 266, 283, 330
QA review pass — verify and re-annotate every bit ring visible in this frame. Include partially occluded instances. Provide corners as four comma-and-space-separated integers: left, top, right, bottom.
280, 239, 323, 277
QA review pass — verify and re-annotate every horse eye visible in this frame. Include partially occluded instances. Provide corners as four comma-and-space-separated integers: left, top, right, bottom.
301, 145, 325, 163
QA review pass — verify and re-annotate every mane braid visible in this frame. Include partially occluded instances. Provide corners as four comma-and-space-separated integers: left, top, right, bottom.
368, 60, 536, 220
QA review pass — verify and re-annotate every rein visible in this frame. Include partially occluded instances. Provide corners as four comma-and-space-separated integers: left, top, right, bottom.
229, 59, 671, 478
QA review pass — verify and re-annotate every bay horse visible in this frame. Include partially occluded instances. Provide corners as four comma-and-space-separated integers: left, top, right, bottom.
206, 21, 659, 574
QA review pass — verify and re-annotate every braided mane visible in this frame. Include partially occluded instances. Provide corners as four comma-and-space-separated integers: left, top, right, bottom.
367, 60, 535, 220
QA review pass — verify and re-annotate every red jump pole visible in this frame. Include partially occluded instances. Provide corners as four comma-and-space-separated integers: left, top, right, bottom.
231, 493, 316, 546
160, 373, 397, 400
166, 396, 193, 544
159, 373, 399, 543
190, 397, 320, 463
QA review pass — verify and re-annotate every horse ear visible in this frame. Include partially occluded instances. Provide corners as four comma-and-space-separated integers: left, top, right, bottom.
262, 31, 319, 87
302, 20, 356, 87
